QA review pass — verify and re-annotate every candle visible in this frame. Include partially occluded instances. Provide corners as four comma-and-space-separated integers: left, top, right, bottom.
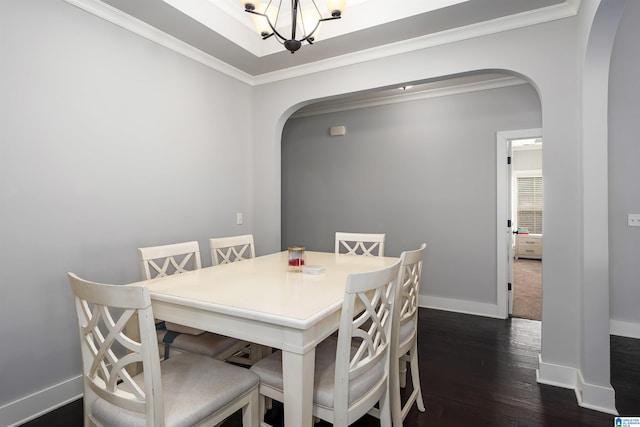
287, 246, 305, 272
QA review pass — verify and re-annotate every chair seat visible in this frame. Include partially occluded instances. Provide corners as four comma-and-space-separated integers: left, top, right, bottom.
251, 337, 385, 410
92, 353, 259, 427
156, 329, 243, 358
398, 321, 416, 349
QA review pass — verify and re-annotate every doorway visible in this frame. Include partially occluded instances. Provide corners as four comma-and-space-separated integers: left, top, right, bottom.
495, 128, 542, 320
510, 139, 543, 320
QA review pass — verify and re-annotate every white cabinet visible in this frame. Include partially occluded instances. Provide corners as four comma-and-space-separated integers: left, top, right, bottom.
515, 234, 542, 259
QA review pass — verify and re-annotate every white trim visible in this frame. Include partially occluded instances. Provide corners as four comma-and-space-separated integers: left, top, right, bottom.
578, 2, 624, 418
536, 354, 618, 415
254, 1, 581, 84
537, 353, 578, 389
610, 319, 640, 339
292, 77, 526, 118
62, 0, 254, 85
63, 0, 581, 84
0, 375, 83, 427
418, 295, 502, 319
576, 371, 619, 415
165, 0, 472, 58
496, 129, 543, 320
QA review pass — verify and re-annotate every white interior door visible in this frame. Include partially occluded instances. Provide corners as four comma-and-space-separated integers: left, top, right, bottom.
507, 140, 514, 316
496, 128, 542, 319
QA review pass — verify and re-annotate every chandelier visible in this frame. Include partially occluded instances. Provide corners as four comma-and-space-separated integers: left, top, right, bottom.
241, 0, 347, 53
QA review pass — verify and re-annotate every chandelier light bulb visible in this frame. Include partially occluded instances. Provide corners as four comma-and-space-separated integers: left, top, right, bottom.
242, 0, 346, 53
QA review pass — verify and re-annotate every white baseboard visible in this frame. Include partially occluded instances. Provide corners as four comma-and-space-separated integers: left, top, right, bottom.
421, 298, 621, 415
576, 370, 618, 415
610, 319, 640, 339
423, 300, 619, 415
8, 306, 629, 425
418, 294, 503, 319
536, 353, 578, 389
419, 296, 640, 339
536, 354, 618, 415
0, 375, 83, 427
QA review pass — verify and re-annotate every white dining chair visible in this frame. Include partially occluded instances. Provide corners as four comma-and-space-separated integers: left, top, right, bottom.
208, 234, 266, 365
335, 231, 386, 256
250, 260, 401, 427
209, 234, 256, 265
68, 272, 260, 427
138, 241, 250, 362
373, 243, 427, 426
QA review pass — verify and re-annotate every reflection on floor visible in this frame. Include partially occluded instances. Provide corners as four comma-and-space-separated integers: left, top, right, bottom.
22, 308, 639, 427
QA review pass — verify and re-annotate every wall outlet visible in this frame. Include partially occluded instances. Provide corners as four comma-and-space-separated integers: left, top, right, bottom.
628, 213, 640, 227
236, 213, 243, 225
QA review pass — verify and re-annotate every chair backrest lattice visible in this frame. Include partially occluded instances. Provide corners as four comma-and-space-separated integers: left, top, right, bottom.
332, 260, 400, 422
69, 273, 163, 426
138, 241, 201, 280
335, 232, 386, 257
397, 244, 427, 339
209, 234, 255, 265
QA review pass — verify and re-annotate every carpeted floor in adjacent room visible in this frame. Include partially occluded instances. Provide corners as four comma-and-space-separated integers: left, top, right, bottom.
512, 258, 542, 321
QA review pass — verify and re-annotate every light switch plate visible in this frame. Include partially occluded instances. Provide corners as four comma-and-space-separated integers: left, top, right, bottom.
628, 213, 640, 227
236, 213, 243, 225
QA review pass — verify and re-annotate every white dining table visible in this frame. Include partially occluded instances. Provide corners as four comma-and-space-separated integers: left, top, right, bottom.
129, 250, 399, 426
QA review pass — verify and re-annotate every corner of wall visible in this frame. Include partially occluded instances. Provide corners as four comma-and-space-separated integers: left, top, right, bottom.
576, 371, 619, 415
536, 353, 578, 389
537, 354, 618, 416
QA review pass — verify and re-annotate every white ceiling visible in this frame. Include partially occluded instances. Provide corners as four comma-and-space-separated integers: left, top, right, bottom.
93, 0, 573, 77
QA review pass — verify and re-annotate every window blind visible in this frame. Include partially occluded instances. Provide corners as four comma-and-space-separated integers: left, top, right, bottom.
517, 176, 543, 234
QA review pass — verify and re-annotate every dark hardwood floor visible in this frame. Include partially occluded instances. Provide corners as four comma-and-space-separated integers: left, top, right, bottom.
21, 308, 639, 427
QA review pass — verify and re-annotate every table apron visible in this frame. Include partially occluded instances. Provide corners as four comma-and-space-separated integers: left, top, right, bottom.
152, 300, 341, 354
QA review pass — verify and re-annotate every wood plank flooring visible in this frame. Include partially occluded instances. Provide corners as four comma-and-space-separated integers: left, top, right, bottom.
20, 308, 639, 427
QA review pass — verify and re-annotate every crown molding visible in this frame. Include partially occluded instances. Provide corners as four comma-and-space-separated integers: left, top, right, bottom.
64, 0, 580, 87
255, 0, 582, 85
63, 0, 255, 85
291, 76, 527, 118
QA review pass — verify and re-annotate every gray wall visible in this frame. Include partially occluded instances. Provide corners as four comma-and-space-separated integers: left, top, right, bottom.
608, 0, 640, 328
282, 83, 541, 305
1, 0, 638, 423
0, 0, 253, 413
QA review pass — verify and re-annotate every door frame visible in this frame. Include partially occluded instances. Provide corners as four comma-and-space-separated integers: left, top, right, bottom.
496, 128, 542, 319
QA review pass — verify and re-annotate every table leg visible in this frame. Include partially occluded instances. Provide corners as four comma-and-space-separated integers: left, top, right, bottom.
281, 348, 316, 426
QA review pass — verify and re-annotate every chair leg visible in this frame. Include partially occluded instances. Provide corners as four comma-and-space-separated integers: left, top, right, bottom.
379, 385, 393, 427
409, 344, 425, 412
243, 387, 261, 426
390, 357, 403, 427
257, 344, 274, 362
249, 344, 262, 364
399, 358, 408, 388
258, 394, 267, 419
